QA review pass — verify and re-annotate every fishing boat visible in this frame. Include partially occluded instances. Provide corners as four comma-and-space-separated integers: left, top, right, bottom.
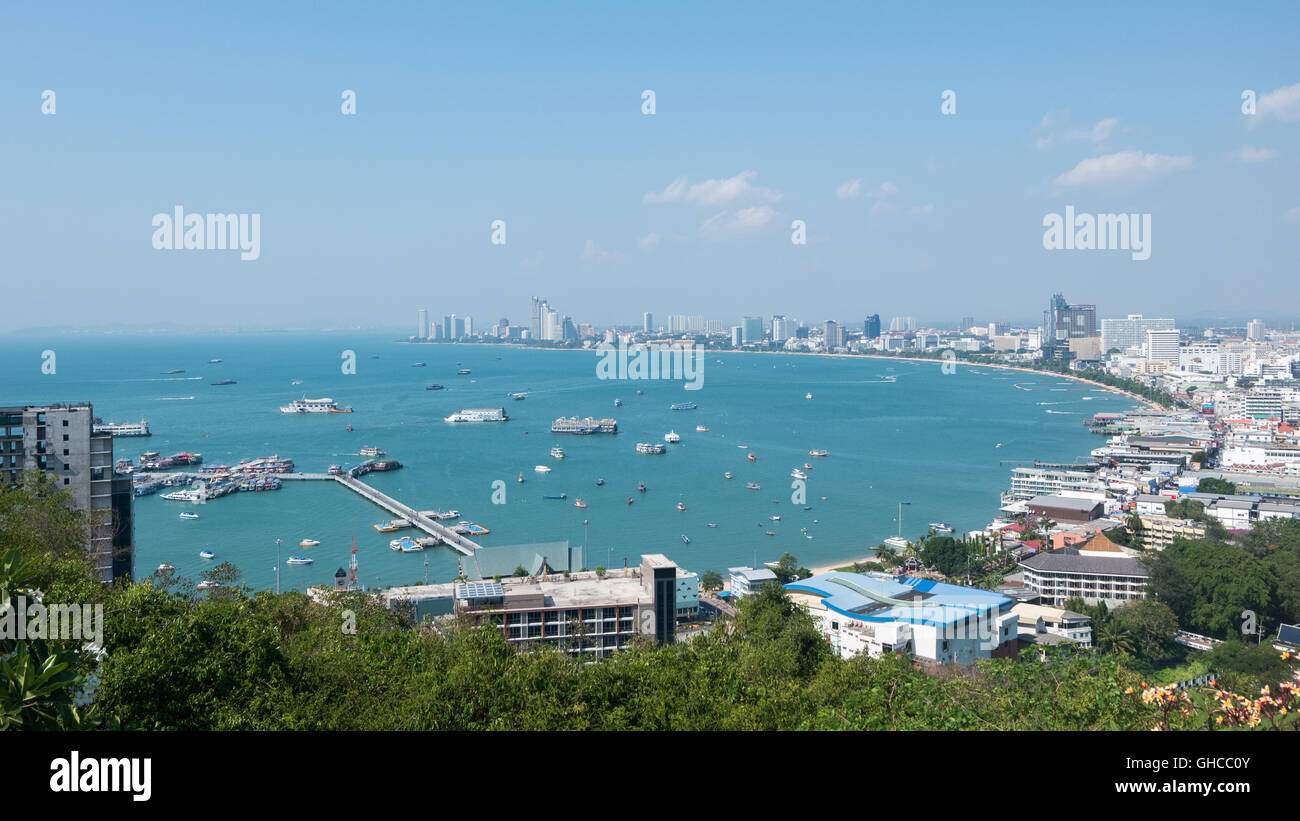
809, 449, 829, 457
746, 482, 760, 490
574, 499, 587, 508
179, 511, 199, 520
543, 494, 567, 500
680, 534, 691, 544
299, 538, 320, 547
534, 465, 551, 473
286, 556, 314, 565
676, 501, 686, 511
664, 430, 680, 443
637, 483, 647, 492
199, 549, 215, 559
748, 453, 756, 462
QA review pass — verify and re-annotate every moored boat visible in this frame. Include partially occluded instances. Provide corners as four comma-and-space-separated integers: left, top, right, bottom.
199, 549, 215, 559
299, 538, 320, 547
179, 511, 199, 520
286, 556, 314, 565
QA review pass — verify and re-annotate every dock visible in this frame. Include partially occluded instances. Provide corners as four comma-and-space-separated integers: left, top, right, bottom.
280, 472, 481, 557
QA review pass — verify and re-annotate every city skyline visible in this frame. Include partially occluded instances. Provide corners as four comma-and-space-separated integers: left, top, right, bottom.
3, 2, 1298, 329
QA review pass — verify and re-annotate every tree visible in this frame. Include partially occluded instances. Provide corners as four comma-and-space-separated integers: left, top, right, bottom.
919, 536, 970, 578
1206, 640, 1295, 695
1095, 619, 1136, 656
1112, 599, 1180, 664
772, 553, 802, 584
700, 570, 723, 591
513, 565, 528, 577
594, 566, 606, 578
1197, 477, 1237, 495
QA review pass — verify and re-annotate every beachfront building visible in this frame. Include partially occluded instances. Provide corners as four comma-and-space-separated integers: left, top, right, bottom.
0, 403, 134, 582
676, 568, 700, 619
784, 572, 1018, 665
1017, 531, 1149, 607
728, 566, 778, 597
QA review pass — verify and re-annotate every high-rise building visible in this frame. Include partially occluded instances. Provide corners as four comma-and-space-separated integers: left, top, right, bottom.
1100, 314, 1175, 355
772, 315, 792, 342
416, 309, 428, 340
1145, 329, 1180, 363
731, 326, 742, 347
889, 316, 916, 332
863, 315, 881, 339
741, 316, 765, 345
530, 296, 545, 340
1247, 319, 1266, 341
1042, 293, 1097, 358
463, 316, 473, 337
823, 320, 842, 349
960, 316, 975, 332
0, 404, 134, 582
643, 312, 653, 334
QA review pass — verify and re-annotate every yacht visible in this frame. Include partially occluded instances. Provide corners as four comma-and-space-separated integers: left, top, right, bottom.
281, 397, 351, 414
157, 563, 175, 572
196, 580, 221, 590
809, 449, 829, 457
929, 522, 955, 533
635, 442, 666, 454
199, 549, 215, 559
534, 465, 552, 473
179, 511, 199, 520
676, 501, 686, 511
724, 472, 733, 479
299, 538, 320, 547
664, 430, 680, 443
286, 556, 314, 566
550, 446, 566, 459
695, 425, 709, 432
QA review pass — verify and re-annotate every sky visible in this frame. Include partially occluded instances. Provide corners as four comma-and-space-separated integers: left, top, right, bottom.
1, 1, 1298, 332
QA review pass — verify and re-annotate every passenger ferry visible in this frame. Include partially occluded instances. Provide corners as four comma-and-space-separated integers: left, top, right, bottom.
444, 407, 509, 423
636, 442, 667, 454
929, 522, 955, 533
552, 416, 619, 435
670, 402, 697, 410
550, 446, 567, 459
664, 430, 680, 443
358, 447, 385, 457
281, 397, 351, 414
534, 464, 551, 473
92, 419, 151, 437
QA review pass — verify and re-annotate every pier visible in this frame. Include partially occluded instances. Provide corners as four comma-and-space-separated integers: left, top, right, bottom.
280, 473, 481, 557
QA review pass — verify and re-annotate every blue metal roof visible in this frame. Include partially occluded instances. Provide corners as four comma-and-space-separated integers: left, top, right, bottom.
784, 571, 1012, 628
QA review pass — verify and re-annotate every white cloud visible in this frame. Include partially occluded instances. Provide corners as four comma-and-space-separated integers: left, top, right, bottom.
581, 239, 618, 263
1035, 112, 1118, 150
1072, 117, 1119, 142
644, 171, 781, 206
871, 181, 898, 198
637, 232, 661, 250
909, 204, 935, 215
1232, 146, 1279, 163
869, 201, 896, 217
835, 179, 863, 200
1053, 150, 1193, 188
1284, 206, 1300, 224
1257, 82, 1300, 122
699, 205, 775, 238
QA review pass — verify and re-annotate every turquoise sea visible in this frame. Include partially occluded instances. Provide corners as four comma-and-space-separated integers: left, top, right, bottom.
0, 333, 1135, 590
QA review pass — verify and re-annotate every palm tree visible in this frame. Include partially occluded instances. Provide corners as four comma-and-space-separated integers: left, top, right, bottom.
1096, 620, 1135, 656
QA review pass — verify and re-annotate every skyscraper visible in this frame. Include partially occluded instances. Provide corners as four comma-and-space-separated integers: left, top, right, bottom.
742, 316, 765, 345
417, 309, 428, 339
530, 296, 545, 340
863, 314, 881, 339
643, 312, 653, 334
823, 320, 841, 349
1145, 329, 1180, 363
771, 315, 792, 342
960, 316, 975, 332
1042, 293, 1097, 357
1247, 319, 1266, 341
1100, 314, 1175, 354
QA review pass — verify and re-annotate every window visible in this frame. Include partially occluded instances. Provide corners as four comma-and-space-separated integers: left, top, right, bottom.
62, 420, 68, 426
63, 449, 68, 456
63, 478, 69, 485
63, 434, 69, 441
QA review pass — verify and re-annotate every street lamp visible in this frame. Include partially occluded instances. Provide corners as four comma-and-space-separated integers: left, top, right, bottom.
897, 500, 912, 539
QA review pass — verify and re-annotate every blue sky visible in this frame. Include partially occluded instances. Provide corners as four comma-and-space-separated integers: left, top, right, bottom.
1, 1, 1297, 331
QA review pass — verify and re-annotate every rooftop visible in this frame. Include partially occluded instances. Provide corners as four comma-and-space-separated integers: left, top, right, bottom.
784, 571, 1011, 628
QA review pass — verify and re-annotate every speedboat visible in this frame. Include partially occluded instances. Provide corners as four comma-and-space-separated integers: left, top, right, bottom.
747, 453, 756, 462
706, 522, 718, 528
746, 482, 760, 490
664, 430, 680, 443
196, 580, 221, 590
614, 398, 623, 407
804, 462, 813, 470
596, 478, 605, 486
510, 393, 527, 400
179, 511, 199, 520
157, 563, 175, 572
695, 425, 709, 432
676, 502, 686, 511
286, 556, 314, 565
637, 483, 647, 492
412, 362, 426, 367
627, 498, 634, 505
299, 538, 320, 547
518, 473, 525, 483
929, 522, 955, 533
680, 534, 691, 544
535, 465, 552, 473
199, 550, 215, 559
543, 494, 567, 500
574, 499, 587, 508
764, 531, 776, 536
426, 384, 445, 390
809, 449, 829, 457
805, 392, 812, 399
457, 369, 471, 375
770, 515, 781, 521
724, 472, 733, 479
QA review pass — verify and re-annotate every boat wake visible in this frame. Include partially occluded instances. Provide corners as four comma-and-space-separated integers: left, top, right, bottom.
132, 376, 203, 382
157, 396, 196, 401
1037, 401, 1068, 406
1044, 409, 1074, 414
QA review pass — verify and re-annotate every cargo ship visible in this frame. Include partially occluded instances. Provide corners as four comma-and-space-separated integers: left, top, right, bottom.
551, 416, 618, 435
93, 419, 151, 437
280, 397, 352, 414
444, 407, 509, 423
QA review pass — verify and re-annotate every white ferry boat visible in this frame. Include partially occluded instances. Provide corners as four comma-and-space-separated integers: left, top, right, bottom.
550, 446, 566, 459
444, 407, 509, 423
664, 430, 681, 443
280, 397, 351, 414
636, 442, 667, 454
92, 419, 151, 437
358, 447, 385, 456
551, 416, 619, 434
534, 464, 552, 473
